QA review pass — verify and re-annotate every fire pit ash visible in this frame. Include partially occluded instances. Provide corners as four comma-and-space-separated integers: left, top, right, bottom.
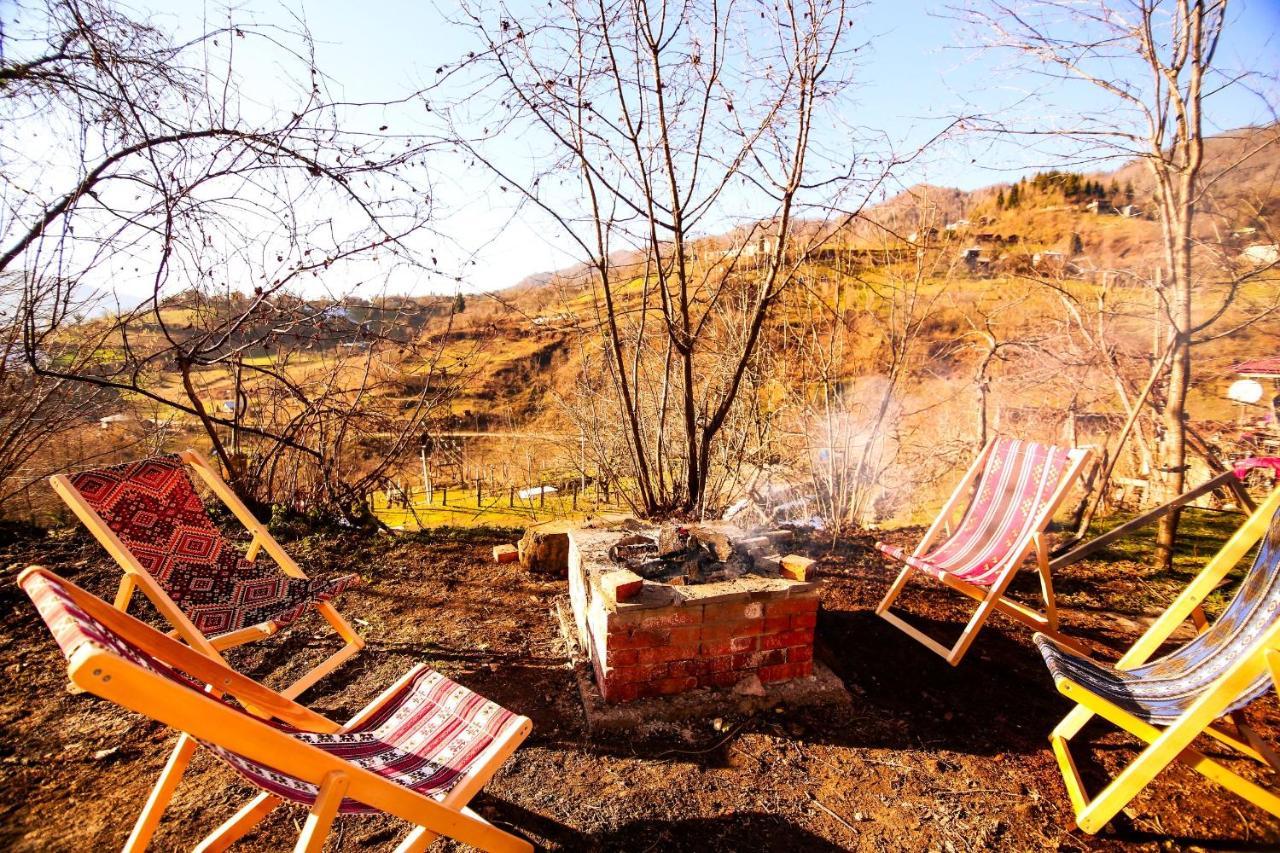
608, 524, 757, 586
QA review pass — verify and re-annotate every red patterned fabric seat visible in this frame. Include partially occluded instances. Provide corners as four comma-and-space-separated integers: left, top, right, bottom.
876, 438, 1074, 586
20, 568, 529, 835
68, 455, 359, 635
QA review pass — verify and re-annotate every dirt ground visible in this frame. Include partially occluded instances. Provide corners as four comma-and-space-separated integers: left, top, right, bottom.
1, 515, 1278, 852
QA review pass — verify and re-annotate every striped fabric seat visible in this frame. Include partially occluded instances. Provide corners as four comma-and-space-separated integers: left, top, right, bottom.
68, 455, 358, 635
877, 437, 1074, 586
1035, 503, 1280, 725
24, 570, 519, 811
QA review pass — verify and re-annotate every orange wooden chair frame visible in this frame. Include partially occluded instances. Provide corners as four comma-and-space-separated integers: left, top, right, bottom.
19, 566, 533, 853
876, 440, 1094, 665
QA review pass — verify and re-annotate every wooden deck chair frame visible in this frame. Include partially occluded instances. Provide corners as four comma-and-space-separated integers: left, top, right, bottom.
50, 449, 363, 699
20, 566, 534, 853
875, 441, 1094, 666
1046, 484, 1280, 834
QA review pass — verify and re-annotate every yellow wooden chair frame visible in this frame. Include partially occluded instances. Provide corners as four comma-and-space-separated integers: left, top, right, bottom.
876, 440, 1094, 665
51, 448, 363, 699
20, 566, 534, 853
1046, 484, 1280, 834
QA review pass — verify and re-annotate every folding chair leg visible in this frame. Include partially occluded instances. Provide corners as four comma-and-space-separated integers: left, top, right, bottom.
1033, 533, 1059, 631
874, 564, 916, 617
944, 586, 1005, 666
194, 792, 283, 853
123, 734, 196, 853
296, 770, 348, 853
114, 574, 137, 611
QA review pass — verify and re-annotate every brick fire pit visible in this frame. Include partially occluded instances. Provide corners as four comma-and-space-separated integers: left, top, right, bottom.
567, 524, 819, 704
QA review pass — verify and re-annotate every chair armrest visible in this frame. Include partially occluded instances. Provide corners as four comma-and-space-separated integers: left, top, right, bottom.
1116, 484, 1280, 670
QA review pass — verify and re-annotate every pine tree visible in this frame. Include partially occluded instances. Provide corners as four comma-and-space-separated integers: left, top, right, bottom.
1124, 181, 1135, 204
1007, 183, 1020, 207
996, 188, 1005, 210
452, 292, 466, 314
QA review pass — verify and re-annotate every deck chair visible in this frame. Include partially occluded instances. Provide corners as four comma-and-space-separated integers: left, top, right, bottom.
1034, 484, 1280, 834
18, 566, 534, 853
875, 437, 1093, 665
51, 450, 362, 699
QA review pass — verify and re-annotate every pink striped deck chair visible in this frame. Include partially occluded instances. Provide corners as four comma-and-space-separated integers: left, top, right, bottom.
18, 566, 534, 852
875, 437, 1092, 665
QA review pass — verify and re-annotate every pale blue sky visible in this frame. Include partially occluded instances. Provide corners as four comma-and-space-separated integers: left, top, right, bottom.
100, 1, 1280, 293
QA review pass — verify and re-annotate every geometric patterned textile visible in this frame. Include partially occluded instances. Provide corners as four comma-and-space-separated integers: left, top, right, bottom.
21, 570, 517, 813
876, 438, 1075, 587
69, 455, 359, 635
1035, 503, 1280, 725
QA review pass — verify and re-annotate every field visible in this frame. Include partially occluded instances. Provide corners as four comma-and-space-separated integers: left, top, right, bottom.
1, 511, 1278, 851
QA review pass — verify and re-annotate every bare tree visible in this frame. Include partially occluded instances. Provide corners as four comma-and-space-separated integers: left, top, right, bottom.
444, 0, 894, 516
0, 0, 454, 520
966, 0, 1280, 567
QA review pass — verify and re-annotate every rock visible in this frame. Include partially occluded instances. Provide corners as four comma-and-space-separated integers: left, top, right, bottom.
492, 543, 518, 564
657, 525, 686, 557
518, 524, 571, 575
92, 747, 119, 762
733, 673, 766, 697
688, 527, 734, 562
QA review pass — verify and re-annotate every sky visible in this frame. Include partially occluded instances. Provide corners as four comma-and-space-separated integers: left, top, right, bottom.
28, 1, 1280, 297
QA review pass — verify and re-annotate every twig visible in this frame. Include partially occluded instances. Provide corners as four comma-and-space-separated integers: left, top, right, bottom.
807, 792, 859, 835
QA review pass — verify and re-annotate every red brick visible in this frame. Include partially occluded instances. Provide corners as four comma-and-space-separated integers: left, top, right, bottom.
780, 554, 816, 581
763, 615, 792, 633
607, 628, 669, 649
732, 651, 761, 670
606, 648, 639, 667
760, 632, 790, 651
778, 628, 814, 647
701, 654, 735, 674
614, 606, 703, 629
764, 596, 819, 617
637, 645, 697, 666
667, 625, 702, 646
790, 613, 817, 630
654, 676, 698, 695
492, 544, 519, 564
701, 623, 761, 643
757, 648, 787, 667
758, 661, 811, 683
610, 663, 670, 683
666, 659, 702, 678
703, 601, 763, 623
601, 681, 642, 703
699, 670, 742, 689
788, 645, 814, 663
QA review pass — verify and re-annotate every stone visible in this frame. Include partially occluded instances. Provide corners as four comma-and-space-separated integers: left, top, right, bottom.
519, 524, 571, 575
732, 673, 766, 697
688, 526, 734, 562
657, 525, 687, 557
492, 544, 518, 564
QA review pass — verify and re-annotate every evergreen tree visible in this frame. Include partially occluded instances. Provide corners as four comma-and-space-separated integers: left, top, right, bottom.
1124, 180, 1135, 204
1070, 232, 1084, 255
1109, 179, 1120, 198
996, 188, 1005, 209
1007, 182, 1020, 207
452, 292, 466, 314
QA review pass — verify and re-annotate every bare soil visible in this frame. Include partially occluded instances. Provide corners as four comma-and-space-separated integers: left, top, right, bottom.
0, 518, 1277, 852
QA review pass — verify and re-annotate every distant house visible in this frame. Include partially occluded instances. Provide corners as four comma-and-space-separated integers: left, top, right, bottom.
1033, 251, 1067, 272
217, 400, 237, 414
907, 227, 939, 244
1120, 204, 1143, 218
944, 219, 970, 233
1085, 200, 1116, 215
1240, 244, 1280, 266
